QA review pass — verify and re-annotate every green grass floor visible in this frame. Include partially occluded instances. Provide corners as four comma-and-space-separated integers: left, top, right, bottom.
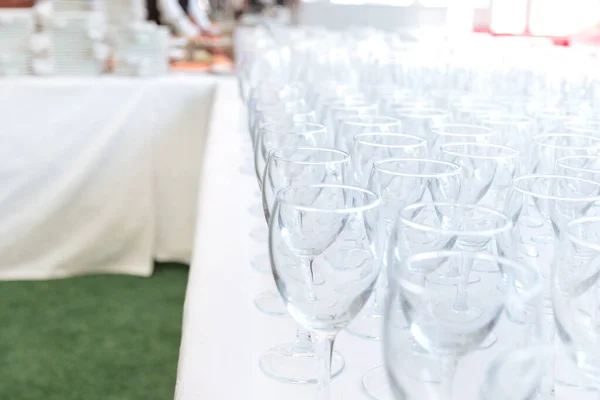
0, 263, 189, 400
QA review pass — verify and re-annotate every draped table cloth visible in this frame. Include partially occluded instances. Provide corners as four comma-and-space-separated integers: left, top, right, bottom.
0, 75, 217, 279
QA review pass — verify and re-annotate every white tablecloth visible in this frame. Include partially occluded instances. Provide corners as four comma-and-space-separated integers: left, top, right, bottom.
175, 78, 600, 400
0, 75, 217, 280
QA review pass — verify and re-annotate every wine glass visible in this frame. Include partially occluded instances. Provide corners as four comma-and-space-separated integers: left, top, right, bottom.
439, 142, 519, 210
528, 133, 600, 175
259, 147, 350, 383
552, 216, 600, 388
557, 156, 600, 181
350, 133, 429, 187
504, 175, 600, 393
384, 251, 543, 400
349, 159, 463, 341
429, 124, 496, 158
336, 115, 400, 152
480, 114, 533, 165
480, 346, 552, 400
269, 184, 382, 400
391, 107, 451, 141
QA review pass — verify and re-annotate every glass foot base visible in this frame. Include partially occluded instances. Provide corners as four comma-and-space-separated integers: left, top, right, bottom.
248, 204, 264, 218
346, 309, 384, 341
362, 365, 394, 400
260, 343, 345, 384
249, 227, 267, 242
251, 254, 271, 274
240, 164, 255, 176
254, 291, 287, 316
477, 333, 497, 350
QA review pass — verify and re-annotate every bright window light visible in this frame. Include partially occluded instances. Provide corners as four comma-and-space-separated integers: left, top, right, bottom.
530, 0, 600, 36
329, 0, 413, 5
490, 0, 528, 34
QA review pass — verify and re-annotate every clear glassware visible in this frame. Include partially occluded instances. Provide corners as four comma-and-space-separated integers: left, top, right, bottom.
391, 107, 451, 141
504, 175, 600, 393
258, 147, 351, 383
384, 251, 543, 400
336, 115, 400, 153
480, 114, 533, 165
348, 158, 463, 342
528, 133, 600, 175
565, 119, 600, 137
363, 202, 513, 400
480, 347, 552, 400
429, 124, 496, 158
557, 156, 600, 181
439, 143, 519, 210
269, 184, 382, 400
324, 101, 379, 146
451, 102, 503, 124
350, 133, 428, 187
552, 216, 600, 388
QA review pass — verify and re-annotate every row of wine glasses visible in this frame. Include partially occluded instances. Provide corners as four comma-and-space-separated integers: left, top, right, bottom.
235, 25, 600, 400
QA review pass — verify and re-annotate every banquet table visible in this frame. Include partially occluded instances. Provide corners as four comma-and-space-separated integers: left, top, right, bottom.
0, 75, 217, 280
175, 77, 600, 400
174, 77, 494, 400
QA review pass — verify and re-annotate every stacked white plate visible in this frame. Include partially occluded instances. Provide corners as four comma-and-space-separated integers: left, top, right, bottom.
103, 0, 147, 32
53, 0, 102, 13
46, 11, 107, 76
0, 9, 34, 76
113, 22, 170, 77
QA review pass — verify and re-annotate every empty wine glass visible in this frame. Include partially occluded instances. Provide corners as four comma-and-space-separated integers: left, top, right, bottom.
336, 115, 400, 152
350, 133, 428, 187
504, 175, 600, 393
557, 156, 600, 181
439, 143, 519, 210
553, 216, 600, 388
480, 114, 533, 164
385, 251, 543, 400
528, 133, 600, 175
348, 158, 463, 341
269, 184, 382, 400
429, 124, 496, 158
480, 346, 551, 400
258, 147, 350, 383
392, 107, 451, 141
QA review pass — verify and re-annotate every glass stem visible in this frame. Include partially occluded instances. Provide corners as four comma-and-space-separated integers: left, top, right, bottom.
453, 256, 473, 312
315, 333, 336, 400
294, 326, 313, 353
300, 258, 317, 301
372, 270, 388, 315
440, 355, 458, 400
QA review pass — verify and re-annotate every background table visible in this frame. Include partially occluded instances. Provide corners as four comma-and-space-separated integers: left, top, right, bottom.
0, 75, 217, 280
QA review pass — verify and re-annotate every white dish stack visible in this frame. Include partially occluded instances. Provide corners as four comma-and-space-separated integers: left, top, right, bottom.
0, 9, 35, 76
112, 22, 170, 77
41, 0, 108, 76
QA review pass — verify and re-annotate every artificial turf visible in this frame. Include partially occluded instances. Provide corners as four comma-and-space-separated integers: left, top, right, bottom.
0, 263, 188, 400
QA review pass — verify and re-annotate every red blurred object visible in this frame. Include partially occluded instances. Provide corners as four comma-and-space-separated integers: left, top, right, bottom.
473, 26, 571, 46
0, 0, 34, 7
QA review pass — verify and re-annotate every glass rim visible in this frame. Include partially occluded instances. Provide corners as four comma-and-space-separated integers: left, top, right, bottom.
399, 202, 512, 236
353, 132, 427, 149
392, 250, 542, 298
274, 184, 381, 214
329, 102, 378, 112
512, 174, 600, 202
261, 121, 327, 135
481, 113, 533, 125
440, 142, 519, 160
392, 106, 450, 117
267, 146, 350, 165
567, 216, 600, 252
431, 123, 496, 137
565, 120, 600, 133
339, 114, 399, 127
533, 133, 600, 149
557, 155, 600, 173
373, 158, 461, 178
